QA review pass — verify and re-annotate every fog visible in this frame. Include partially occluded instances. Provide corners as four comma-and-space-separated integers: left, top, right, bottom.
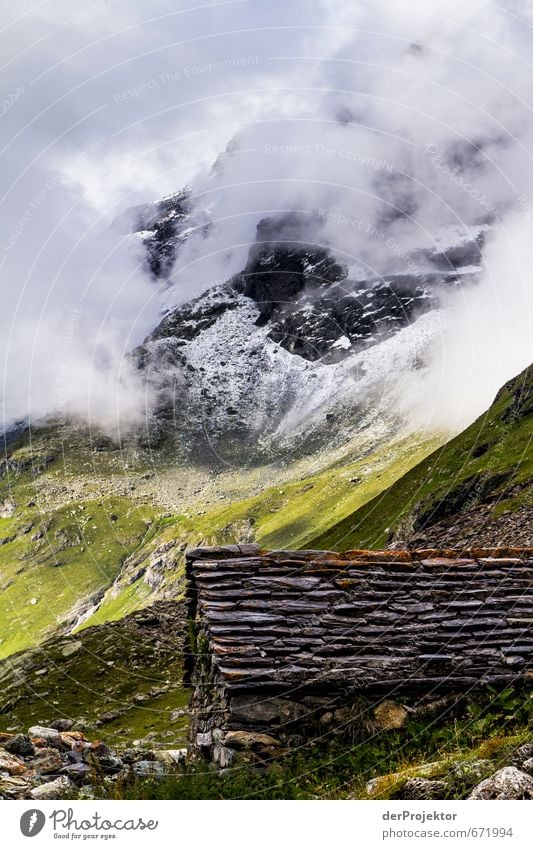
1, 0, 532, 435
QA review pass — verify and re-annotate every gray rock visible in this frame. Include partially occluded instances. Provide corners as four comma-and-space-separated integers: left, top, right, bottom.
153, 749, 187, 768
169, 709, 187, 722
3, 734, 34, 758
120, 748, 156, 765
196, 732, 212, 748
131, 760, 166, 777
0, 498, 16, 519
32, 748, 63, 774
511, 742, 533, 768
395, 778, 448, 800
30, 776, 74, 800
50, 719, 74, 732
60, 762, 91, 781
213, 744, 234, 768
28, 726, 62, 747
96, 756, 123, 774
469, 767, 533, 800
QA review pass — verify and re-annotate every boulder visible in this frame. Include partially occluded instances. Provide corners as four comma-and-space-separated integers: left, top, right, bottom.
213, 744, 234, 768
50, 719, 74, 732
28, 726, 62, 747
153, 749, 187, 768
0, 497, 16, 518
120, 748, 156, 765
93, 755, 123, 774
60, 762, 92, 781
87, 740, 109, 757
30, 776, 74, 800
223, 730, 282, 750
131, 760, 166, 777
511, 742, 533, 768
469, 767, 533, 800
0, 750, 27, 776
169, 709, 187, 722
32, 747, 64, 775
3, 734, 34, 758
394, 778, 448, 800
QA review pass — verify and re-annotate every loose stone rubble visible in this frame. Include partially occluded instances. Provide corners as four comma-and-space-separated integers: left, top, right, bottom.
0, 722, 186, 800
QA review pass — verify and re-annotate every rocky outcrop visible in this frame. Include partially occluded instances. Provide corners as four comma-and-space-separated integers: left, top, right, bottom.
185, 545, 533, 767
140, 211, 480, 368
366, 748, 533, 800
115, 189, 208, 280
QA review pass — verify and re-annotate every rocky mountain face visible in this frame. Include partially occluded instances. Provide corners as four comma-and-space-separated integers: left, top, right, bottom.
126, 195, 485, 465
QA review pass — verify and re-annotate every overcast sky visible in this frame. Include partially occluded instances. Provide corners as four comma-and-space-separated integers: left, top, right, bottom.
1, 0, 532, 432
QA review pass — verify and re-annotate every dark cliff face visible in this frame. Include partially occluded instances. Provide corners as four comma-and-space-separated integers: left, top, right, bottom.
115, 189, 208, 279
141, 207, 481, 364
267, 277, 435, 363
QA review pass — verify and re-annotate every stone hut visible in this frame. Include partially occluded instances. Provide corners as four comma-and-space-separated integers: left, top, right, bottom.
185, 545, 533, 767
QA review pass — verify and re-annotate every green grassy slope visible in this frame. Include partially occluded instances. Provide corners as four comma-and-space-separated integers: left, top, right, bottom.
0, 425, 162, 657
0, 602, 188, 748
79, 430, 441, 629
0, 496, 158, 657
311, 364, 533, 551
170, 431, 442, 551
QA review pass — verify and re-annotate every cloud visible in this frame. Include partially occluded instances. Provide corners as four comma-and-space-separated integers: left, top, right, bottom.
401, 213, 533, 430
